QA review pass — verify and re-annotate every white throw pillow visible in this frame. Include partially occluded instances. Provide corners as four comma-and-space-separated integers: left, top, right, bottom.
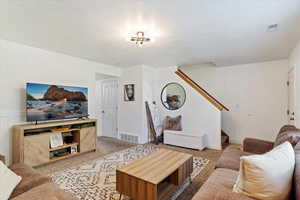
0, 161, 22, 200
233, 141, 295, 200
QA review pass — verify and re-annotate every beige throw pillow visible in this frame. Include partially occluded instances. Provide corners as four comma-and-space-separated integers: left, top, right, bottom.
0, 161, 22, 200
163, 115, 182, 131
233, 141, 295, 200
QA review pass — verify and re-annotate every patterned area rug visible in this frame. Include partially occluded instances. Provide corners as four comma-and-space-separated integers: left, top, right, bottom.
51, 144, 209, 200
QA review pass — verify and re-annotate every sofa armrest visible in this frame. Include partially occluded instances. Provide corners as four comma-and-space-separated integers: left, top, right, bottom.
9, 163, 52, 198
0, 154, 5, 164
243, 138, 274, 154
11, 183, 78, 200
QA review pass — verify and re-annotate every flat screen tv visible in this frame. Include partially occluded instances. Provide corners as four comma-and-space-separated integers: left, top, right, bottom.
26, 83, 88, 122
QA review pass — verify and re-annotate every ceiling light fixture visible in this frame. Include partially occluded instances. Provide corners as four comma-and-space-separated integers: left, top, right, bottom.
130, 31, 151, 47
267, 24, 279, 32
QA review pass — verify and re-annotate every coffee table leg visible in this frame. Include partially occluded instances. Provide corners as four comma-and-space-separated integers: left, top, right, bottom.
119, 194, 122, 200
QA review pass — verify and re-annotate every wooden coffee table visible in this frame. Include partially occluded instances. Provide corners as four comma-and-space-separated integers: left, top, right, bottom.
116, 149, 193, 200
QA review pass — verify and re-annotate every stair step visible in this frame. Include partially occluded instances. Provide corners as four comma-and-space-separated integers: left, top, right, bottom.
221, 135, 229, 143
221, 134, 229, 149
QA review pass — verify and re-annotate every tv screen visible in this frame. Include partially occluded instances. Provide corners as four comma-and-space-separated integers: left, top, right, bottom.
26, 83, 88, 122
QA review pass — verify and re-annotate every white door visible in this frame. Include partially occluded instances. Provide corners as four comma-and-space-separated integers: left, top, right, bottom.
96, 79, 118, 138
288, 69, 296, 125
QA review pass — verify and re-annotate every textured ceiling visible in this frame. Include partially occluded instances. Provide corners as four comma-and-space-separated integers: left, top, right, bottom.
0, 0, 299, 68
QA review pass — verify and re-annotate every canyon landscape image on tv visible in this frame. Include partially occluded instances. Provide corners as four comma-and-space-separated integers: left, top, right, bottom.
26, 83, 88, 122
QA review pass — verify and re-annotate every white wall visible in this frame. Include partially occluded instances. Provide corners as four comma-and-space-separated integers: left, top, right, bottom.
182, 60, 289, 144
0, 39, 121, 164
118, 66, 145, 143
289, 40, 300, 127
118, 65, 157, 144
118, 65, 221, 149
156, 67, 221, 150
142, 66, 157, 143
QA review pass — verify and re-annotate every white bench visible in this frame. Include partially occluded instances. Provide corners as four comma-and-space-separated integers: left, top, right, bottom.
164, 130, 207, 150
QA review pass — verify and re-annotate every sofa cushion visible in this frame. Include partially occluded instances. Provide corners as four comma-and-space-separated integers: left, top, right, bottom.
279, 125, 297, 134
0, 154, 5, 164
9, 163, 52, 198
233, 142, 295, 200
191, 168, 255, 200
11, 183, 77, 200
243, 138, 274, 154
274, 129, 300, 147
0, 161, 22, 200
215, 146, 251, 171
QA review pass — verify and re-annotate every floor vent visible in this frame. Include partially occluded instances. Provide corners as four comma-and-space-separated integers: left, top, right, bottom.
120, 133, 139, 143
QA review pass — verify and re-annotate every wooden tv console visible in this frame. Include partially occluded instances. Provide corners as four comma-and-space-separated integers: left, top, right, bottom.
13, 119, 97, 167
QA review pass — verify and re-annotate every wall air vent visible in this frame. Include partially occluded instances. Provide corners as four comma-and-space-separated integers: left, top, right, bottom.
119, 133, 139, 143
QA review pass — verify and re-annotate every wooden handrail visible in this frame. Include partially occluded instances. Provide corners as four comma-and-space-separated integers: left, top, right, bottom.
176, 69, 229, 111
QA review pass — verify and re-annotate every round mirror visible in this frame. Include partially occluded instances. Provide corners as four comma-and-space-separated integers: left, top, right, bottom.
161, 83, 186, 110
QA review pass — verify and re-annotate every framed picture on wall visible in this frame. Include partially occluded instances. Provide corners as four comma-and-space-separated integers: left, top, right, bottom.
50, 132, 63, 148
124, 84, 135, 101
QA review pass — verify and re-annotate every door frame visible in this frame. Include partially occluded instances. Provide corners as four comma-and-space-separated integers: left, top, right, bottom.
288, 68, 295, 125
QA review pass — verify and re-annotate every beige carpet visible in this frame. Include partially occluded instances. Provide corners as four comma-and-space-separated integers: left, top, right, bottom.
36, 137, 223, 200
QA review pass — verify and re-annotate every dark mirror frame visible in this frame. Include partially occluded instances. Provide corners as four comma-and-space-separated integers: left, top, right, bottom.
160, 82, 186, 110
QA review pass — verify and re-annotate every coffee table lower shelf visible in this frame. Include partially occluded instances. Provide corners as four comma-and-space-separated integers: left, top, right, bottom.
117, 174, 190, 200
157, 182, 178, 200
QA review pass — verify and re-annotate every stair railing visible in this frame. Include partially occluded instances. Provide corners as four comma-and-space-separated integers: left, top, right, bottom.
175, 69, 229, 111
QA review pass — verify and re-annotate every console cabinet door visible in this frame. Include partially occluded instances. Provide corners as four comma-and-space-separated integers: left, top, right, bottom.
24, 133, 50, 166
80, 127, 96, 152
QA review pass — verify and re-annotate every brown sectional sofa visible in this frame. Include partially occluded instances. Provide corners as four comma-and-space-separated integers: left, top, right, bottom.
192, 125, 300, 200
0, 156, 77, 200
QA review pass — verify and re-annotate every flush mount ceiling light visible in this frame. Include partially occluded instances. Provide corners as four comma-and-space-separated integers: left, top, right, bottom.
124, 18, 160, 47
130, 31, 151, 47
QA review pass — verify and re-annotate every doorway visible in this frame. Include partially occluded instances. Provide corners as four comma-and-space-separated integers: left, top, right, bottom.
288, 68, 295, 125
95, 74, 119, 138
